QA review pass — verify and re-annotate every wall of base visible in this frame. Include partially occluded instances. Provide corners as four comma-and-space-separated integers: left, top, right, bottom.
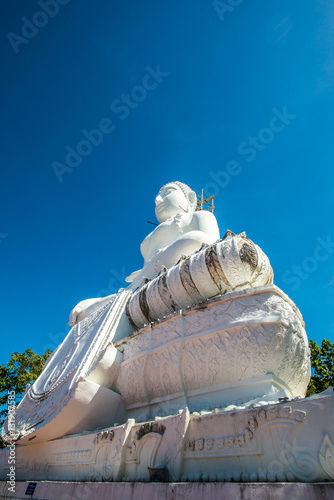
1, 481, 334, 500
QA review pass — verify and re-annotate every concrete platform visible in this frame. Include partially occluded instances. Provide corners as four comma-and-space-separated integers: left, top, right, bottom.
1, 481, 334, 500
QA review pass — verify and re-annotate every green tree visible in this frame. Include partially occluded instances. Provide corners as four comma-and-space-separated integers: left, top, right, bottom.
306, 339, 334, 396
0, 349, 51, 447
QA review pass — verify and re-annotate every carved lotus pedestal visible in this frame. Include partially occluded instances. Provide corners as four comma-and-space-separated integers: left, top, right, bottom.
116, 284, 311, 421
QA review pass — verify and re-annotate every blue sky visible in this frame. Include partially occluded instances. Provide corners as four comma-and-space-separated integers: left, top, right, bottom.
0, 0, 333, 365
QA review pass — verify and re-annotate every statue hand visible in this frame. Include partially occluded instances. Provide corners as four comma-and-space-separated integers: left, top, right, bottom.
68, 302, 85, 327
125, 269, 141, 283
127, 250, 166, 290
68, 295, 114, 327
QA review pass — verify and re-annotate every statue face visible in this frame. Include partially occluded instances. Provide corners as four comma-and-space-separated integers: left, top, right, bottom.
155, 184, 189, 223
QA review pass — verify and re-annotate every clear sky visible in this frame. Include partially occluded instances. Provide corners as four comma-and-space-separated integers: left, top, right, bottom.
0, 0, 333, 365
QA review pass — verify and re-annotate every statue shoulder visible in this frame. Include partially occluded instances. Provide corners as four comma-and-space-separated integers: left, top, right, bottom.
191, 211, 220, 240
192, 210, 217, 222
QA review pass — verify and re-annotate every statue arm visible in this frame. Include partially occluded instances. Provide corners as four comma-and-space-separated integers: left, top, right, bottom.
157, 229, 215, 269
156, 211, 219, 268
127, 212, 220, 287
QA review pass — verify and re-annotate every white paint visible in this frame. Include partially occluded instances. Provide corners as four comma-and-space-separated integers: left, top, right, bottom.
117, 285, 310, 420
127, 232, 274, 329
69, 182, 220, 326
1, 391, 334, 484
1, 292, 132, 444
0, 181, 323, 485
3, 481, 334, 500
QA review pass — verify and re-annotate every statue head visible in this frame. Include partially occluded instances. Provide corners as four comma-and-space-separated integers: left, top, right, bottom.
155, 182, 197, 223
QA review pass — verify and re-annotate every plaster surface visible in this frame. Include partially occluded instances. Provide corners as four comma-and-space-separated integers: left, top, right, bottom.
1, 481, 334, 500
0, 181, 324, 486
1, 391, 334, 483
118, 284, 310, 422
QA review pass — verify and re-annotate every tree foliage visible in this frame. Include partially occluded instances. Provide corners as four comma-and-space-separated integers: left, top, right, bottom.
306, 339, 334, 396
0, 349, 51, 447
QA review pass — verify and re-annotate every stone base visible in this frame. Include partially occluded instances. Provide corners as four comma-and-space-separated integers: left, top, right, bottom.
1, 390, 334, 484
1, 481, 334, 500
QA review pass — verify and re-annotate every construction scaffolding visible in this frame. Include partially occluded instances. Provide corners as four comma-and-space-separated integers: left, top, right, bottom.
196, 189, 216, 213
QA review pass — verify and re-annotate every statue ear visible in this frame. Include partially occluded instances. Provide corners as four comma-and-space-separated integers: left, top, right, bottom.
187, 190, 196, 206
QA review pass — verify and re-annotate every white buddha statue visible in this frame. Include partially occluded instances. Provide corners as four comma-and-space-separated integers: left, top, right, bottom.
69, 182, 220, 327
2, 180, 282, 450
